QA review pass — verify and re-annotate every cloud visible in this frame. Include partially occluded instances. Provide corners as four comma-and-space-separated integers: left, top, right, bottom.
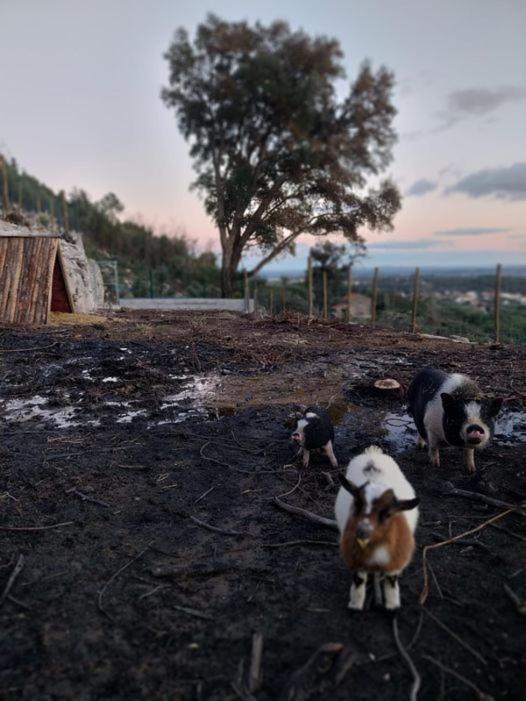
445, 163, 526, 200
437, 86, 526, 129
367, 238, 451, 251
433, 227, 511, 237
406, 179, 438, 197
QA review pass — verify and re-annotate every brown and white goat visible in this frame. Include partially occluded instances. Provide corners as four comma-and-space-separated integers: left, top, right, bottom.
334, 446, 420, 610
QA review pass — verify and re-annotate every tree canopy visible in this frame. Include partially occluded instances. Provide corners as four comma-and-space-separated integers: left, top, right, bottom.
162, 14, 401, 295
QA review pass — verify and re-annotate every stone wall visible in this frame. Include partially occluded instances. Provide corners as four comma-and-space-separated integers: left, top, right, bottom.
59, 232, 104, 312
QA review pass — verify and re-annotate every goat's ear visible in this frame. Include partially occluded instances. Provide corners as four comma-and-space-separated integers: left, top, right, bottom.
338, 473, 361, 496
488, 397, 503, 418
441, 392, 455, 409
395, 496, 420, 512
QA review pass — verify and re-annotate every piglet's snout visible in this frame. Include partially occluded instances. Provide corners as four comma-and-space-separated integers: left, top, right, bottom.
291, 432, 302, 443
466, 424, 485, 445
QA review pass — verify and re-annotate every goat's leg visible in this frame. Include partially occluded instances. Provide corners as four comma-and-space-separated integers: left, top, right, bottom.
373, 573, 383, 606
383, 572, 401, 610
348, 571, 367, 610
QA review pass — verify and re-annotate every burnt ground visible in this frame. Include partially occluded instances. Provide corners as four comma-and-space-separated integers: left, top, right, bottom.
0, 311, 525, 701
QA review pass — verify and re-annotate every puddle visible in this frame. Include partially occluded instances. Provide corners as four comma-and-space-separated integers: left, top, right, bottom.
494, 410, 526, 444
1, 396, 100, 429
382, 409, 526, 452
161, 374, 221, 410
382, 412, 417, 452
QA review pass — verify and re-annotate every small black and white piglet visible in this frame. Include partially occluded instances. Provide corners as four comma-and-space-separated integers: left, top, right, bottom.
291, 407, 337, 468
407, 368, 502, 473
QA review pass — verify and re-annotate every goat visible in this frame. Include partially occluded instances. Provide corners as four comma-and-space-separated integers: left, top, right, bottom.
334, 446, 419, 610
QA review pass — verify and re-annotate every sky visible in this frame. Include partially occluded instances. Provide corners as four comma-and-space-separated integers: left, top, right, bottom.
0, 0, 525, 271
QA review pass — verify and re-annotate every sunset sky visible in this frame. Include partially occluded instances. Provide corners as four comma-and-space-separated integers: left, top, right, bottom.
1, 0, 525, 271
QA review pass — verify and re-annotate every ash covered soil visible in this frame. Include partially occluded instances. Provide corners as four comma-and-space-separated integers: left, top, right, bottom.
0, 310, 525, 701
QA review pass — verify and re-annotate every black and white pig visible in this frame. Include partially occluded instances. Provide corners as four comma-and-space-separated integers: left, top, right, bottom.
407, 368, 503, 473
291, 407, 337, 468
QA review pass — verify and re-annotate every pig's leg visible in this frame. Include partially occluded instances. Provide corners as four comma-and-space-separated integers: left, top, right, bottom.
416, 434, 426, 449
383, 573, 401, 610
302, 448, 310, 468
428, 434, 440, 467
464, 446, 476, 474
348, 571, 367, 610
324, 440, 338, 468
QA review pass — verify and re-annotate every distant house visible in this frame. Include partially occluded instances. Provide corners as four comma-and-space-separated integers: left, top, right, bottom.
0, 220, 103, 324
332, 292, 371, 320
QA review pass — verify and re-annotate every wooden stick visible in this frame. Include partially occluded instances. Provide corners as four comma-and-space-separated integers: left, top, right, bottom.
0, 521, 74, 532
189, 515, 244, 537
273, 497, 338, 531
347, 265, 353, 323
248, 633, 264, 693
307, 255, 313, 318
422, 655, 491, 699
411, 267, 420, 333
0, 555, 25, 605
98, 541, 154, 616
173, 604, 213, 621
440, 482, 526, 516
420, 509, 513, 604
322, 270, 328, 319
423, 608, 486, 665
262, 539, 337, 548
393, 617, 421, 701
371, 267, 379, 324
494, 263, 502, 344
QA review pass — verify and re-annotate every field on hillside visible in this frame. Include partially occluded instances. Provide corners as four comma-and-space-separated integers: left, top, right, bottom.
1, 312, 525, 700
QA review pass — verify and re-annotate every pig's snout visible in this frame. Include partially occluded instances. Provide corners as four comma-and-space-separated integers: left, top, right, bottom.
291, 432, 302, 443
466, 424, 485, 445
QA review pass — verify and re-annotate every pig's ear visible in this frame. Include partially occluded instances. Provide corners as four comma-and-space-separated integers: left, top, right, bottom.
441, 392, 455, 409
395, 496, 420, 512
488, 397, 503, 418
338, 473, 361, 497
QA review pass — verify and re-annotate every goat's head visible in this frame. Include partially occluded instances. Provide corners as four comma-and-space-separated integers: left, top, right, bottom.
338, 474, 419, 549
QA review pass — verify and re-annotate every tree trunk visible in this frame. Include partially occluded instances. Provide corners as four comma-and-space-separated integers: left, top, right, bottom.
221, 258, 234, 297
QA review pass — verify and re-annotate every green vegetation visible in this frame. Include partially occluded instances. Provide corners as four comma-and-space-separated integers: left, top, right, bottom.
0, 154, 221, 298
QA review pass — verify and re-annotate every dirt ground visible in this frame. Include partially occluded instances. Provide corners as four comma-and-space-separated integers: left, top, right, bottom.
1, 310, 525, 701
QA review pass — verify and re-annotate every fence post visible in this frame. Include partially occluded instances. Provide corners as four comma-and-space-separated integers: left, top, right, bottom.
60, 191, 69, 233
494, 263, 502, 344
244, 269, 250, 313
0, 156, 9, 212
254, 279, 259, 316
307, 254, 313, 317
269, 287, 274, 316
371, 267, 379, 324
323, 270, 328, 319
347, 265, 353, 323
280, 283, 286, 313
411, 267, 420, 333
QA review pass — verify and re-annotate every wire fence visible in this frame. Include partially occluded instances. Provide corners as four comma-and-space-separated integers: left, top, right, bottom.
244, 259, 526, 345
